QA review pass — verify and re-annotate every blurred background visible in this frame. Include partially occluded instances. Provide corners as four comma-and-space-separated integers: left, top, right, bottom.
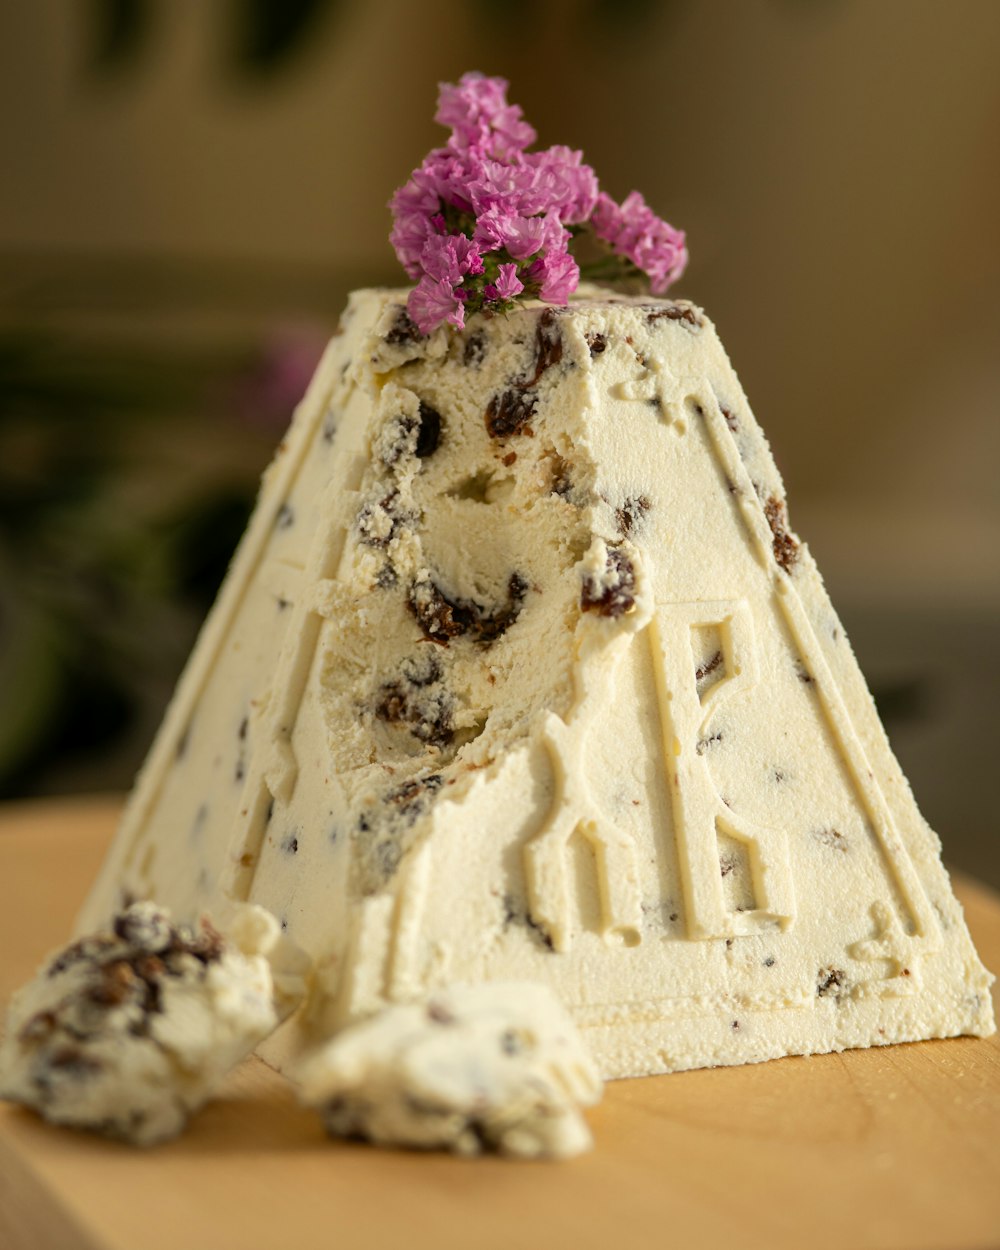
1, 0, 997, 883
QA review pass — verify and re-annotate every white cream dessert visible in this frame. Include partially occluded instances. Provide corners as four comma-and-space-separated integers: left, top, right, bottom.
298, 981, 601, 1158
0, 901, 309, 1144
77, 287, 994, 1079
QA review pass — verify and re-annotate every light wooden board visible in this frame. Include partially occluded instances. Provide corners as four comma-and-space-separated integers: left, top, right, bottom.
1, 796, 998, 1250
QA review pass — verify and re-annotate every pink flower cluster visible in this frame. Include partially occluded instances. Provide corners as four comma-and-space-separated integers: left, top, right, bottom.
591, 191, 688, 296
390, 73, 687, 335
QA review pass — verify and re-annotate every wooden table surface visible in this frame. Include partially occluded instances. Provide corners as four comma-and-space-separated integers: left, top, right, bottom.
1, 796, 998, 1250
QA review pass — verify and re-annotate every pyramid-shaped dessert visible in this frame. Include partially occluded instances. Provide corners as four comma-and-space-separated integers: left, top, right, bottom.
79, 285, 994, 1077
79, 73, 993, 1080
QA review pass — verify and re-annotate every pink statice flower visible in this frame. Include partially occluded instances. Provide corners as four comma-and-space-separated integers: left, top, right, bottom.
389, 146, 485, 278
484, 263, 524, 303
525, 146, 599, 224
408, 276, 467, 334
527, 249, 580, 304
473, 206, 548, 259
591, 190, 688, 294
435, 72, 536, 158
468, 159, 552, 218
420, 233, 484, 285
388, 72, 688, 333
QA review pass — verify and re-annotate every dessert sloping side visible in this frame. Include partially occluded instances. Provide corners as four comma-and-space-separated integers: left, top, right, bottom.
79, 289, 995, 1078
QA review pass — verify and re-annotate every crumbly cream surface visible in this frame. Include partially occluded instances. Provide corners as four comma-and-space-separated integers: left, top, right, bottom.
0, 902, 308, 1144
297, 981, 601, 1158
79, 288, 994, 1078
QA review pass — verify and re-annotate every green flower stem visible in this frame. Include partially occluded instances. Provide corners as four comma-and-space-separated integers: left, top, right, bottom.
578, 255, 640, 283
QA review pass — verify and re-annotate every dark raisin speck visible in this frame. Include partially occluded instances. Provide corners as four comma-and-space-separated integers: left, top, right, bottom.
408, 574, 528, 646
500, 1029, 524, 1056
185, 919, 225, 965
408, 581, 468, 642
19, 1010, 57, 1043
615, 495, 651, 537
463, 332, 486, 367
49, 1046, 103, 1078
415, 402, 442, 458
87, 960, 136, 1008
813, 827, 848, 852
375, 668, 453, 749
486, 388, 537, 440
527, 308, 563, 384
386, 774, 444, 824
581, 548, 637, 618
695, 651, 723, 682
817, 967, 846, 998
400, 652, 442, 687
586, 332, 607, 356
764, 495, 800, 572
647, 303, 703, 330
385, 308, 421, 347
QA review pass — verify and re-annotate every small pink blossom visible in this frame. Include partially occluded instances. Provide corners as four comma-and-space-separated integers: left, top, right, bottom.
528, 249, 580, 304
484, 263, 524, 303
591, 190, 688, 293
420, 233, 484, 285
408, 276, 465, 335
525, 146, 599, 223
473, 206, 547, 259
436, 73, 536, 158
468, 159, 550, 218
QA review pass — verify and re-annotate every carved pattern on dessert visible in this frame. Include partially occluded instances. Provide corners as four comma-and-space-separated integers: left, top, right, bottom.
649, 599, 796, 939
697, 393, 940, 956
848, 900, 922, 998
222, 454, 367, 901
524, 627, 643, 953
94, 341, 353, 920
387, 839, 435, 1000
611, 357, 686, 432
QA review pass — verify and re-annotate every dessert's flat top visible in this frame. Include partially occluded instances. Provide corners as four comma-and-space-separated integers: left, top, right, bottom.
2, 796, 998, 1250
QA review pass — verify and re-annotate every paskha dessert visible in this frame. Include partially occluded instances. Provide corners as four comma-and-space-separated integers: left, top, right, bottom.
76, 282, 995, 1081
71, 73, 992, 1095
0, 902, 309, 1144
298, 982, 601, 1158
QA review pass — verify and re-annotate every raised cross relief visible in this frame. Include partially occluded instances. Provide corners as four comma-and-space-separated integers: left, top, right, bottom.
524, 627, 644, 953
649, 600, 796, 940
